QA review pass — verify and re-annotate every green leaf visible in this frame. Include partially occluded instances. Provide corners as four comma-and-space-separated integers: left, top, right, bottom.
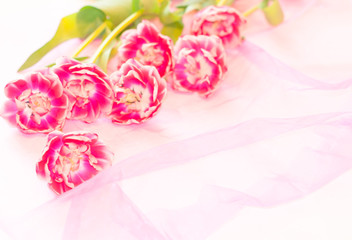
76, 6, 106, 38
161, 21, 183, 43
91, 0, 133, 26
73, 56, 90, 62
95, 28, 117, 72
159, 0, 183, 25
158, 0, 184, 42
90, 0, 162, 24
259, 0, 270, 9
18, 13, 80, 72
132, 0, 141, 12
176, 0, 216, 12
261, 0, 284, 26
18, 6, 107, 72
182, 3, 201, 13
140, 0, 161, 15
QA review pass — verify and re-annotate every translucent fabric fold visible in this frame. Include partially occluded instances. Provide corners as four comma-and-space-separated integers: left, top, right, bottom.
5, 112, 352, 239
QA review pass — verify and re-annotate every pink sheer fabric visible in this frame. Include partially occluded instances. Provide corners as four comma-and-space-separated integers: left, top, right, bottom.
1, 0, 352, 239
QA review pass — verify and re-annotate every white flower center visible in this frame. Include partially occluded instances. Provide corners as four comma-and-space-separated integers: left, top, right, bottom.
66, 79, 95, 107
62, 150, 83, 172
58, 143, 89, 175
184, 54, 212, 85
204, 16, 234, 37
116, 84, 152, 114
135, 43, 164, 67
16, 90, 51, 123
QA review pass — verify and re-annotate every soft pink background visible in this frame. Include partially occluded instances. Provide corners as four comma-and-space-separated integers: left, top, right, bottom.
1, 0, 352, 239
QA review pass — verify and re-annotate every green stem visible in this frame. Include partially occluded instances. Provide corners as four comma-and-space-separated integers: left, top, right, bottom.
243, 5, 260, 17
217, 0, 229, 6
72, 21, 108, 58
89, 9, 144, 63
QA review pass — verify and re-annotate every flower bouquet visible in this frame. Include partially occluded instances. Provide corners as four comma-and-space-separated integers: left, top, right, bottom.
2, 0, 285, 193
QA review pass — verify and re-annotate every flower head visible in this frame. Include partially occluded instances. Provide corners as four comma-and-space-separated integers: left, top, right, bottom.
191, 6, 245, 47
52, 57, 114, 123
169, 35, 227, 96
116, 20, 174, 78
109, 59, 167, 124
36, 131, 113, 194
3, 70, 68, 133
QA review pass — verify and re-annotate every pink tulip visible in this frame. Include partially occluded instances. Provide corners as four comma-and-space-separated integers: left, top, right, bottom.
52, 57, 114, 123
3, 70, 68, 134
169, 35, 227, 96
191, 6, 245, 47
36, 131, 113, 194
116, 20, 174, 78
109, 59, 167, 124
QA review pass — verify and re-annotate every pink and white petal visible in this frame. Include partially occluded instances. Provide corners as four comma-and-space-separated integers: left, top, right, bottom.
138, 20, 160, 42
1, 100, 18, 122
48, 107, 67, 121
44, 115, 61, 129
37, 148, 57, 176
53, 67, 71, 83
75, 159, 99, 180
47, 79, 64, 99
25, 117, 49, 133
46, 133, 63, 149
49, 180, 68, 195
83, 103, 99, 123
94, 93, 112, 112
95, 82, 113, 97
37, 75, 53, 93
56, 56, 80, 66
63, 132, 98, 144
90, 144, 114, 160
51, 94, 68, 108
4, 79, 29, 99
69, 105, 89, 120
29, 72, 40, 90
90, 97, 102, 117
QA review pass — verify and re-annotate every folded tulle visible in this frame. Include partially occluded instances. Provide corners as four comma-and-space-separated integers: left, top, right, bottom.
237, 42, 352, 90
5, 112, 352, 239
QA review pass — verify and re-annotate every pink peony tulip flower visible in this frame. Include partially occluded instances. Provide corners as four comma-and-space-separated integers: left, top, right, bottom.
52, 57, 114, 123
36, 131, 114, 194
3, 70, 68, 134
116, 20, 174, 78
169, 35, 227, 97
191, 6, 245, 47
109, 59, 167, 124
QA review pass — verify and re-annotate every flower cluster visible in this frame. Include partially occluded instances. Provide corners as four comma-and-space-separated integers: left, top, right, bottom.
2, 4, 247, 194
3, 31, 170, 133
3, 5, 243, 133
113, 9, 241, 97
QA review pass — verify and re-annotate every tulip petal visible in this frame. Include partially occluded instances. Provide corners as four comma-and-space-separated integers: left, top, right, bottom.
116, 20, 174, 78
36, 131, 113, 195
